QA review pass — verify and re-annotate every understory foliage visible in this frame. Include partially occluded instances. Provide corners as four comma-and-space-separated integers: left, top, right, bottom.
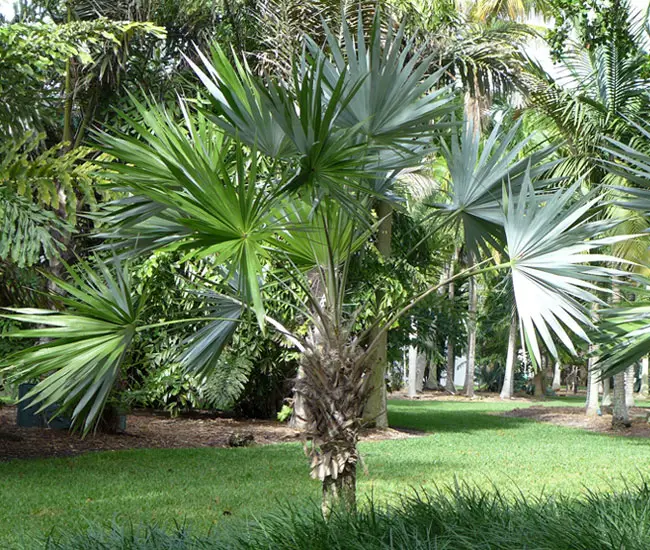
43, 480, 650, 550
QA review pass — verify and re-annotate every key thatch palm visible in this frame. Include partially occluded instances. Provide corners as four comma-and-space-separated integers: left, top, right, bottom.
1, 11, 629, 512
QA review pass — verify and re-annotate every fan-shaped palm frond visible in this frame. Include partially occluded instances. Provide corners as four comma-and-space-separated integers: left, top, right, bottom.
98, 99, 286, 323
504, 179, 626, 363
0, 259, 144, 433
419, 115, 560, 258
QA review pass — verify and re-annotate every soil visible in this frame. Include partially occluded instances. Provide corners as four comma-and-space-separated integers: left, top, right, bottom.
503, 405, 650, 436
0, 406, 416, 462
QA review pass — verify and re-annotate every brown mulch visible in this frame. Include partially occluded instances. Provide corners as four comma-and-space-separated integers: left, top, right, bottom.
0, 406, 416, 462
503, 405, 650, 436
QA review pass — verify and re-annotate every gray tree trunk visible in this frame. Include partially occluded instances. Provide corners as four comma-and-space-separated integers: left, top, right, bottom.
625, 365, 635, 408
551, 361, 562, 392
415, 353, 426, 393
407, 338, 418, 399
602, 378, 612, 407
612, 371, 630, 428
640, 356, 649, 399
362, 201, 392, 428
585, 353, 600, 416
445, 251, 458, 394
500, 310, 517, 400
290, 369, 308, 430
464, 274, 478, 397
424, 362, 439, 390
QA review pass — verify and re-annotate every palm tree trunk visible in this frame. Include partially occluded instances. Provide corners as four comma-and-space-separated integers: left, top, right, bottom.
363, 201, 392, 428
322, 463, 356, 516
298, 326, 365, 515
585, 353, 600, 416
407, 336, 418, 399
500, 309, 517, 400
415, 352, 426, 393
445, 250, 458, 394
289, 365, 308, 430
602, 377, 612, 407
640, 356, 649, 399
625, 365, 635, 407
551, 361, 562, 392
424, 361, 439, 390
612, 371, 630, 428
464, 274, 478, 397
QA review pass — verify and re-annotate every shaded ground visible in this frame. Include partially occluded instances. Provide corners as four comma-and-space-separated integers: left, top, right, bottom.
504, 405, 650, 436
0, 406, 415, 461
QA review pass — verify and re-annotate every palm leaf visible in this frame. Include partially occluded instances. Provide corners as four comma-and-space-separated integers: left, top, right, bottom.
0, 258, 143, 433
504, 179, 628, 364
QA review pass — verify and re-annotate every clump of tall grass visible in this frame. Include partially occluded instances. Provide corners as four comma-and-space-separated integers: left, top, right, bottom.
42, 479, 650, 550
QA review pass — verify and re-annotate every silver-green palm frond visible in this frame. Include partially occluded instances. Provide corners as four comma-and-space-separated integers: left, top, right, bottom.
423, 115, 560, 258
504, 179, 627, 364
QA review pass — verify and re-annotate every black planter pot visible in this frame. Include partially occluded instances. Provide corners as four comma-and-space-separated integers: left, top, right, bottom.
16, 383, 72, 429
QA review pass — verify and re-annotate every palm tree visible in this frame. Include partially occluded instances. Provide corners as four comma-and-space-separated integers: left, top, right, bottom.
415, 112, 558, 395
1, 11, 629, 512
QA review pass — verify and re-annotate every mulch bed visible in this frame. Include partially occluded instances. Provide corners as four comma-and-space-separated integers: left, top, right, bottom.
503, 405, 650, 436
0, 406, 416, 462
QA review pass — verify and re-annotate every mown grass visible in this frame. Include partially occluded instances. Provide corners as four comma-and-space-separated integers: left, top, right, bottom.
2, 397, 650, 548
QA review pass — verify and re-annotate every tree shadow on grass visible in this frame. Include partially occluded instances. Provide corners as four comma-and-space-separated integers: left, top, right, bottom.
388, 408, 532, 434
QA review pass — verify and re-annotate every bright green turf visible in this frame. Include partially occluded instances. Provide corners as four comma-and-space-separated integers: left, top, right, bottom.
1, 397, 650, 548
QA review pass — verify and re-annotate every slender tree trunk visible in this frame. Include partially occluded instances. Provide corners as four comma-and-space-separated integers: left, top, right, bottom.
445, 250, 458, 394
464, 274, 478, 397
289, 365, 308, 430
602, 378, 612, 407
415, 352, 426, 393
363, 201, 392, 428
586, 351, 600, 416
640, 356, 649, 399
533, 361, 546, 398
407, 335, 418, 399
625, 365, 635, 408
551, 361, 562, 392
612, 371, 631, 428
500, 309, 517, 400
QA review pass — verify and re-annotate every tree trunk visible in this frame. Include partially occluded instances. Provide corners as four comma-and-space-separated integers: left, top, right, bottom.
640, 356, 649, 399
551, 361, 562, 392
533, 369, 546, 398
500, 309, 517, 400
289, 365, 308, 430
297, 326, 365, 514
464, 274, 478, 397
424, 362, 439, 390
363, 201, 392, 428
415, 352, 426, 393
585, 353, 600, 416
407, 340, 418, 399
625, 365, 635, 408
602, 377, 612, 406
322, 463, 356, 516
445, 250, 458, 394
612, 371, 631, 428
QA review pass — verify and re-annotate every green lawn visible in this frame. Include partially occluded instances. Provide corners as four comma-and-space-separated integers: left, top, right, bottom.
2, 397, 650, 548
